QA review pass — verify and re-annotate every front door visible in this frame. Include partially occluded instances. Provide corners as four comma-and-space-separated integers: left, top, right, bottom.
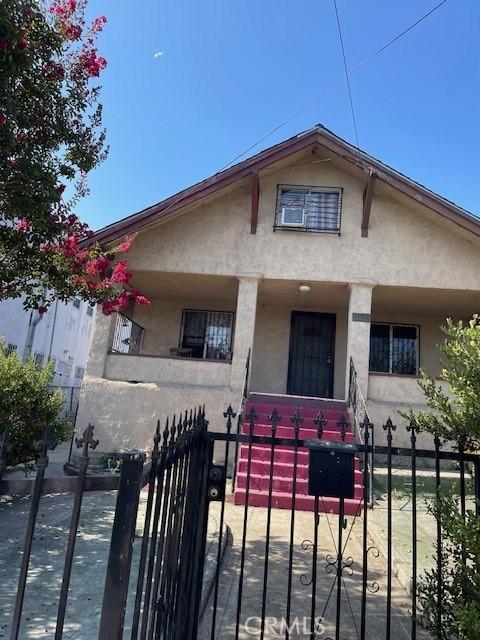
287, 311, 335, 398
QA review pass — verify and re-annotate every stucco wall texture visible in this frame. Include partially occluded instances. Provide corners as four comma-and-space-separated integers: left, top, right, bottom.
77, 151, 480, 452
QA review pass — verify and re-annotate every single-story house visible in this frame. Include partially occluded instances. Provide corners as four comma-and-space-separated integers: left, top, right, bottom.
77, 125, 480, 451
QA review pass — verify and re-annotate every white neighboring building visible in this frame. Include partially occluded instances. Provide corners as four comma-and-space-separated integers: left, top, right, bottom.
0, 296, 96, 388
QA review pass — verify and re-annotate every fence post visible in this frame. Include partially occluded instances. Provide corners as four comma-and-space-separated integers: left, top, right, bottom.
98, 450, 145, 640
475, 459, 480, 518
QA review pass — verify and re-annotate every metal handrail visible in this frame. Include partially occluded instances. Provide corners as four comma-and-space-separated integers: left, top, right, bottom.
348, 357, 375, 505
111, 312, 145, 355
232, 348, 251, 491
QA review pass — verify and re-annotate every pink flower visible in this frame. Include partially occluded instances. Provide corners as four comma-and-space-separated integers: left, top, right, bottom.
64, 23, 82, 40
117, 292, 130, 309
117, 235, 134, 253
38, 306, 48, 315
15, 219, 30, 231
86, 256, 109, 276
110, 261, 132, 284
135, 295, 150, 306
91, 16, 107, 33
61, 235, 79, 256
101, 300, 116, 315
44, 61, 65, 81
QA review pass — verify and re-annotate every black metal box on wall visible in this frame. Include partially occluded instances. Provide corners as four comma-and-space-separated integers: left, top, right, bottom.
305, 440, 358, 499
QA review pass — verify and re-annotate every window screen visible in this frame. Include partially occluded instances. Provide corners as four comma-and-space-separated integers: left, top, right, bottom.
181, 310, 233, 360
276, 186, 342, 232
369, 323, 418, 375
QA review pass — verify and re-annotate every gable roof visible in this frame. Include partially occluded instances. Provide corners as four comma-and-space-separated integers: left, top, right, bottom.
90, 124, 480, 244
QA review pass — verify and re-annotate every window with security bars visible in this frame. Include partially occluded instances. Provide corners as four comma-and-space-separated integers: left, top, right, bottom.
34, 352, 44, 367
275, 185, 342, 233
369, 323, 419, 375
5, 343, 17, 356
180, 310, 234, 360
75, 366, 85, 379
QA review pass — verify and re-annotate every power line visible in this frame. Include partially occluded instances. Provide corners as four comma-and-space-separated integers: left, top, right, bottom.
333, 0, 359, 149
220, 0, 449, 170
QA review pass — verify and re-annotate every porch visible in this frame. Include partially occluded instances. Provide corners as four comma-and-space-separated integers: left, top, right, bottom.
83, 272, 479, 448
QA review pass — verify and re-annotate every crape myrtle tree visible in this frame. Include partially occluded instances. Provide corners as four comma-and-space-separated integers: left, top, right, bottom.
0, 0, 149, 315
404, 317, 480, 640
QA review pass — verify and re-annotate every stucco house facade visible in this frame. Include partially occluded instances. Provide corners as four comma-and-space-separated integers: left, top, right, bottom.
78, 125, 480, 452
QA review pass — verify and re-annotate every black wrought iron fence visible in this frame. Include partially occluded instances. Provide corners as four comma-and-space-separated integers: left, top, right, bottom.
1, 403, 479, 640
0, 406, 209, 640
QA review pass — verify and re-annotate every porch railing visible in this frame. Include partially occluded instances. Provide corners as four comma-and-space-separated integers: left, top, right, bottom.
232, 348, 251, 491
111, 312, 144, 355
348, 357, 375, 505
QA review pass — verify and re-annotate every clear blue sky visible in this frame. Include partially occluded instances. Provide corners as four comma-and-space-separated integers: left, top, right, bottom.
77, 0, 480, 230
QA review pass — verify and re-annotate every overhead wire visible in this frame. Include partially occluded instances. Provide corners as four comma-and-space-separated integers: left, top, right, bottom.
99, 0, 449, 240
219, 0, 449, 170
332, 0, 359, 149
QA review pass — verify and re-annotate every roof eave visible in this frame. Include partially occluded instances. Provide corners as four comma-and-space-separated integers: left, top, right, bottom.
86, 126, 480, 246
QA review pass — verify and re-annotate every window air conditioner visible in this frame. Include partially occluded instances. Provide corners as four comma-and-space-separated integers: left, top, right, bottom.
280, 207, 307, 227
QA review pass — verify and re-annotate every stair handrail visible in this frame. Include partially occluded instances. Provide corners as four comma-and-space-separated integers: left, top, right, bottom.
232, 347, 251, 492
348, 357, 375, 506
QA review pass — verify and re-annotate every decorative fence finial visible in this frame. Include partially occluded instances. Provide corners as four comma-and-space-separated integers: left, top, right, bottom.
314, 412, 326, 439
75, 423, 99, 457
291, 409, 303, 431
337, 415, 349, 442
268, 408, 281, 434
34, 426, 57, 458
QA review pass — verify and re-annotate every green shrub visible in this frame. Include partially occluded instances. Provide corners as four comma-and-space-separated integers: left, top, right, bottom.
404, 316, 480, 639
419, 492, 480, 640
0, 343, 71, 466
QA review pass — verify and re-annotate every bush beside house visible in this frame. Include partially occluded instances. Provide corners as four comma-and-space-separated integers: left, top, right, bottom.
406, 316, 480, 640
0, 343, 71, 467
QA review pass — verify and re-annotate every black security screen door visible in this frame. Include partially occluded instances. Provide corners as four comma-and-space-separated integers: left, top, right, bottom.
287, 311, 335, 398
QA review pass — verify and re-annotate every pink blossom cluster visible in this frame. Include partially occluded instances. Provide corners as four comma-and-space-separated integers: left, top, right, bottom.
76, 49, 107, 77
44, 60, 65, 81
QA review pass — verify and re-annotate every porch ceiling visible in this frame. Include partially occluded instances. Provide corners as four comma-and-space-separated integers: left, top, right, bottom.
129, 271, 238, 303
258, 279, 349, 308
372, 285, 480, 318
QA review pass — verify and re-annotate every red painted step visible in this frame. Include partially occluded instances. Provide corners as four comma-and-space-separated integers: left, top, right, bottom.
238, 444, 361, 468
241, 424, 354, 442
234, 395, 364, 515
235, 471, 364, 498
237, 457, 363, 482
234, 488, 363, 516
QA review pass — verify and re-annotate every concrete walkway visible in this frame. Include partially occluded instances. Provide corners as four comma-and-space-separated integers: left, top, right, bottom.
200, 492, 431, 639
0, 488, 222, 639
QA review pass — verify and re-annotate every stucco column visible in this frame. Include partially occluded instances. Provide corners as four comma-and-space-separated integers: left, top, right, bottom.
84, 309, 115, 378
345, 284, 374, 400
230, 277, 259, 393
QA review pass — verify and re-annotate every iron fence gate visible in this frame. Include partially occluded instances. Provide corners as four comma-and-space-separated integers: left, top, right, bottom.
1, 406, 479, 640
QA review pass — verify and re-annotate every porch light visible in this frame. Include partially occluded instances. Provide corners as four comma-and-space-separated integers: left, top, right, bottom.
298, 284, 311, 293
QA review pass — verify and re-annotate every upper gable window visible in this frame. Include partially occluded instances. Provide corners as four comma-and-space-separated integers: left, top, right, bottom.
275, 185, 342, 233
